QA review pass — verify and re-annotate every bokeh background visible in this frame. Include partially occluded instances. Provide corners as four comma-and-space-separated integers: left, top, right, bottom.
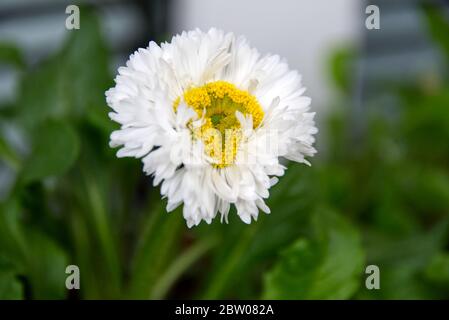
1, 0, 449, 299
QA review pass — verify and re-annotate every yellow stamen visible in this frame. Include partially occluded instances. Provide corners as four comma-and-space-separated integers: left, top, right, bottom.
173, 81, 264, 167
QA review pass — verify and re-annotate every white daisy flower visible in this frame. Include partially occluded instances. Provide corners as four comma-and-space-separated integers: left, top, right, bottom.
106, 28, 317, 227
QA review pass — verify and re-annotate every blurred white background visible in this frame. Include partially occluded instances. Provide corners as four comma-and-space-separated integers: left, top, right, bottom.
170, 0, 362, 117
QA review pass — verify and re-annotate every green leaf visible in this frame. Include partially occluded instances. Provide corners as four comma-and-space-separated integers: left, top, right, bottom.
127, 204, 183, 299
150, 238, 217, 299
0, 270, 23, 300
0, 255, 23, 299
424, 253, 449, 286
16, 8, 111, 128
328, 48, 356, 93
199, 222, 260, 299
61, 9, 111, 119
263, 209, 365, 299
359, 219, 449, 299
0, 200, 67, 299
25, 230, 68, 299
422, 4, 449, 61
0, 43, 25, 69
21, 120, 79, 184
0, 135, 20, 170
83, 176, 121, 298
198, 164, 316, 299
0, 200, 27, 269
16, 56, 67, 127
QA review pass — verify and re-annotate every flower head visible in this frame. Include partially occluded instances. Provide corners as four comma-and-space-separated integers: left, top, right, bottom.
106, 28, 317, 227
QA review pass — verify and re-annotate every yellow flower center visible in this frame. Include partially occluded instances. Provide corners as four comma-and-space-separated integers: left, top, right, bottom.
174, 81, 264, 167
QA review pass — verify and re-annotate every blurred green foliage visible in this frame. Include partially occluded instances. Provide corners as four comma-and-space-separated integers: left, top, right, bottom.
263, 209, 364, 299
0, 7, 448, 300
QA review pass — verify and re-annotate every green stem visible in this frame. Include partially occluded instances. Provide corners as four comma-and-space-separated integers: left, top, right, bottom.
150, 238, 217, 299
84, 176, 121, 297
198, 173, 293, 299
200, 225, 259, 299
0, 136, 20, 171
126, 206, 183, 299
